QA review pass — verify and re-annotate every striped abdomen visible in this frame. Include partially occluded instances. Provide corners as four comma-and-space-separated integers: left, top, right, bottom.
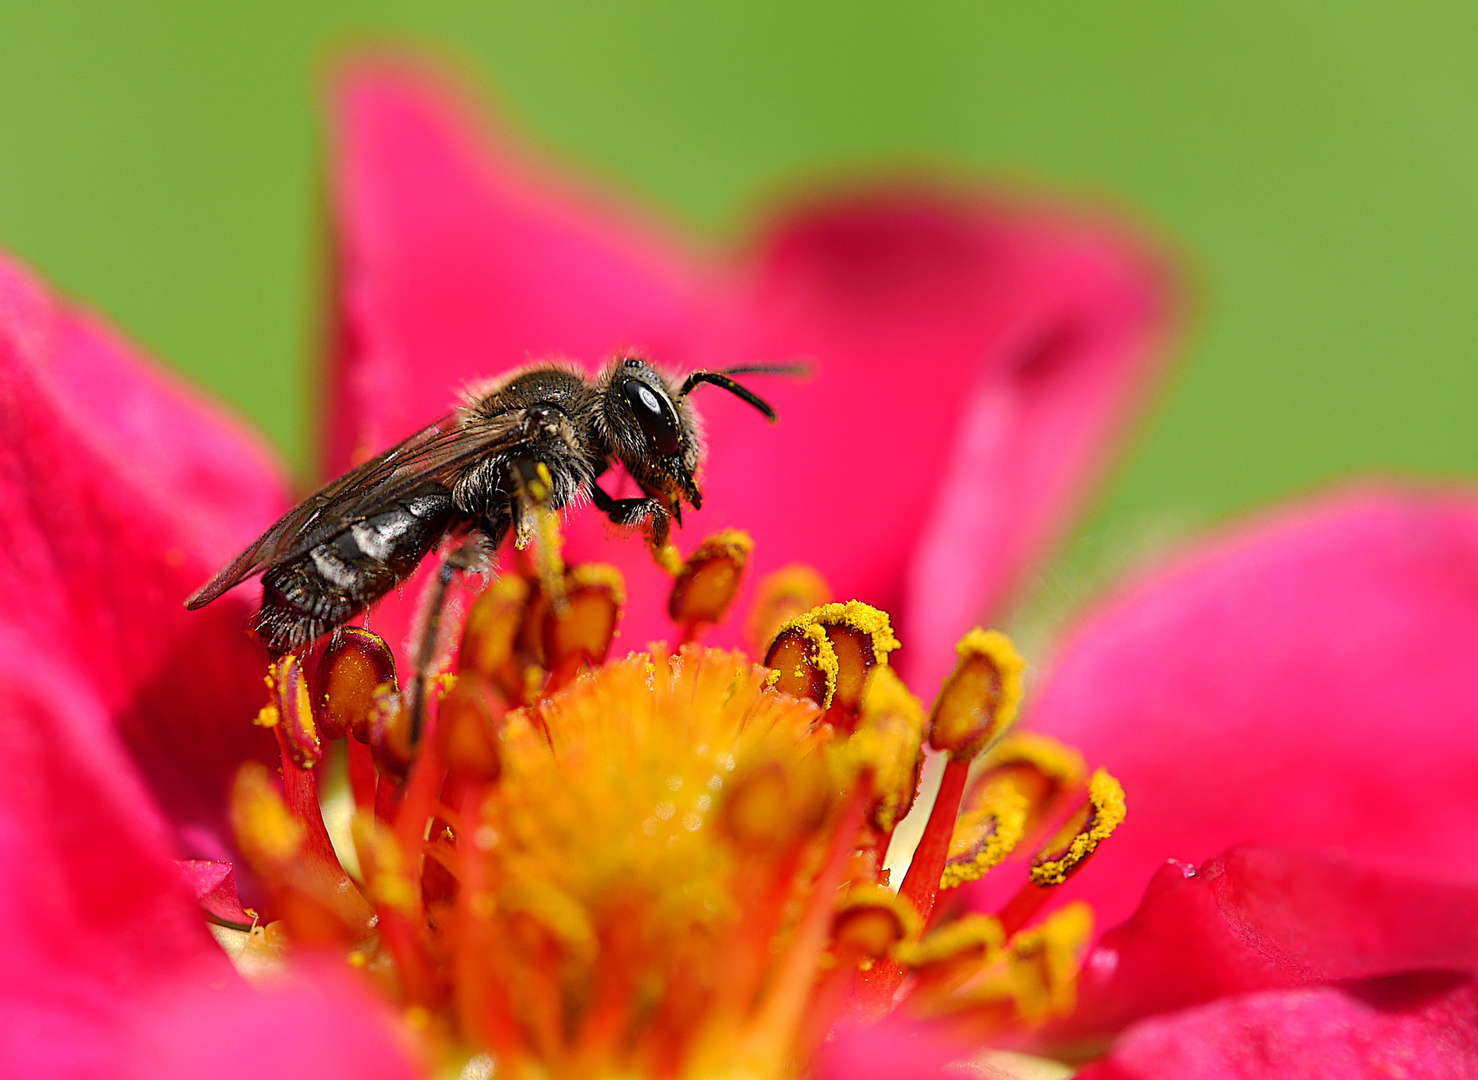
252, 484, 460, 655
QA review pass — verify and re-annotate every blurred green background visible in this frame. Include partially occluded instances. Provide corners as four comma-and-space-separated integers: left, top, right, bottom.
2, 2, 1475, 585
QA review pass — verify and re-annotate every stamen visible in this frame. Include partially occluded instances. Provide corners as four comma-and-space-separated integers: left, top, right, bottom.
230, 762, 305, 868
256, 654, 320, 768
1029, 769, 1126, 887
998, 769, 1126, 936
940, 783, 1029, 888
844, 665, 927, 836
900, 628, 1025, 926
763, 601, 900, 723
764, 620, 838, 708
993, 902, 1095, 1024
972, 732, 1086, 842
316, 627, 398, 741
437, 673, 506, 783
928, 629, 1024, 759
542, 563, 624, 679
668, 529, 753, 635
460, 574, 537, 703
833, 885, 922, 961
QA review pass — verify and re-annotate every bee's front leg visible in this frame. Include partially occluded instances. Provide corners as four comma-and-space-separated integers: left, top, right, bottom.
590, 484, 678, 570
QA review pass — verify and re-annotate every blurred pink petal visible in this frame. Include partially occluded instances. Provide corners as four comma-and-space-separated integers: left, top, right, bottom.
1076, 977, 1478, 1080
0, 622, 415, 1078
1011, 487, 1478, 930
0, 251, 289, 855
1055, 847, 1478, 1047
327, 62, 1171, 687
814, 1015, 959, 1080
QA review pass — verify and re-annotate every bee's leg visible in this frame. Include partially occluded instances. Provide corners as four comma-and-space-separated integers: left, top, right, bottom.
511, 459, 570, 610
406, 530, 493, 747
590, 484, 676, 570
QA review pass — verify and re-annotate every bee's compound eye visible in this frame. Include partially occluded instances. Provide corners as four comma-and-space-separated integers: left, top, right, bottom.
621, 379, 681, 457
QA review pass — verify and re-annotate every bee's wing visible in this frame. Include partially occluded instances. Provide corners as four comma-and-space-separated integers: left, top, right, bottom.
185, 411, 521, 609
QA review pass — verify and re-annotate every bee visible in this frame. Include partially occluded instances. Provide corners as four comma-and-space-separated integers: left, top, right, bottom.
186, 356, 794, 656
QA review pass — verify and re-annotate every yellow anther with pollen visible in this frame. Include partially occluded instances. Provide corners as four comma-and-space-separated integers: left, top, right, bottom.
843, 665, 927, 832
765, 601, 899, 716
764, 619, 840, 709
929, 628, 1025, 759
900, 913, 1006, 971
230, 762, 305, 868
980, 731, 1086, 787
669, 529, 753, 629
833, 885, 922, 960
998, 901, 1095, 1023
1030, 769, 1127, 887
941, 783, 1029, 889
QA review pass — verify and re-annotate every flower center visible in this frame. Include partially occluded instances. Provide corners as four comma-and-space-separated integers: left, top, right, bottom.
219, 531, 1126, 1078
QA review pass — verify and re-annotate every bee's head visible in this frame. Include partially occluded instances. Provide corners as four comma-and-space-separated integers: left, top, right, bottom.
599, 355, 796, 524
600, 357, 705, 517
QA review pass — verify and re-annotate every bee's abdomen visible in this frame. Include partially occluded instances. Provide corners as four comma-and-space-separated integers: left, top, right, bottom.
253, 485, 459, 655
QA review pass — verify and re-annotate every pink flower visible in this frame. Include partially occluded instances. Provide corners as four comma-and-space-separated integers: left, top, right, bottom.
4, 55, 1478, 1079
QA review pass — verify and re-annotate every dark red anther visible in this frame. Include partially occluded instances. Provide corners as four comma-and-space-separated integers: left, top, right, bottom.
316, 627, 398, 742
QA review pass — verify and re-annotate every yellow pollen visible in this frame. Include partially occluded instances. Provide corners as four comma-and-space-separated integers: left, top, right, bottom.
845, 666, 927, 832
1030, 769, 1127, 887
833, 885, 922, 959
929, 628, 1025, 759
940, 783, 1029, 888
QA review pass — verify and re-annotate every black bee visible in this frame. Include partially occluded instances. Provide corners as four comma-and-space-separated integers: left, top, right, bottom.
186, 356, 792, 656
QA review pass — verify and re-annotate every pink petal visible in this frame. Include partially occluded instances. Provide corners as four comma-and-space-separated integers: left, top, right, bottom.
0, 249, 289, 855
0, 624, 413, 1079
1077, 978, 1478, 1080
0, 622, 231, 1074
814, 1015, 961, 1080
178, 860, 254, 928
1055, 847, 1478, 1046
714, 192, 1171, 690
327, 62, 1172, 684
1003, 487, 1478, 931
118, 961, 417, 1080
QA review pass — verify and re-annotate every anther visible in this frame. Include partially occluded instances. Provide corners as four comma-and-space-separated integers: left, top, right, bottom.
996, 902, 1094, 1024
437, 672, 506, 783
940, 783, 1028, 889
720, 756, 832, 851
764, 621, 838, 709
460, 575, 539, 704
928, 629, 1024, 759
1029, 769, 1126, 887
972, 732, 1086, 840
668, 529, 752, 633
764, 602, 899, 723
844, 666, 927, 835
316, 627, 398, 742
901, 629, 1025, 928
259, 654, 321, 769
832, 885, 922, 961
997, 769, 1125, 937
543, 563, 625, 674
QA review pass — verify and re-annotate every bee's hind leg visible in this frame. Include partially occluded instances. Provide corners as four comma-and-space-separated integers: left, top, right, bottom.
405, 534, 490, 747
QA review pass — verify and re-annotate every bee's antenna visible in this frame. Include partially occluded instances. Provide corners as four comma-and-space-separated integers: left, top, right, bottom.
679, 364, 808, 422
